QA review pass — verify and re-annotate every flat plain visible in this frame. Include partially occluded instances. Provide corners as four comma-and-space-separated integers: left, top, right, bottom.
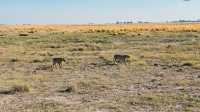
0, 24, 200, 112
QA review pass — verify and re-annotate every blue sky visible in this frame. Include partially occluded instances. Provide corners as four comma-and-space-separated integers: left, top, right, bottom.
0, 0, 199, 24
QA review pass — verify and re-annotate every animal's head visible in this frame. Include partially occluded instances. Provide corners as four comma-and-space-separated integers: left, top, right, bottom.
62, 58, 66, 62
124, 55, 130, 59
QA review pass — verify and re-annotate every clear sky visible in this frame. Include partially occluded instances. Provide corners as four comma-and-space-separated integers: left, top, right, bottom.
0, 0, 199, 24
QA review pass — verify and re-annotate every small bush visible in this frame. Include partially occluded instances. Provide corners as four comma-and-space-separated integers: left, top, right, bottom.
182, 62, 193, 67
71, 48, 84, 51
49, 45, 62, 48
28, 31, 35, 33
32, 59, 43, 63
35, 65, 52, 70
59, 86, 74, 93
19, 34, 29, 36
10, 58, 18, 62
11, 85, 30, 93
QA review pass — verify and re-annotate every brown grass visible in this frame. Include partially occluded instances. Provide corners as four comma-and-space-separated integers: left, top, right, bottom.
0, 24, 200, 112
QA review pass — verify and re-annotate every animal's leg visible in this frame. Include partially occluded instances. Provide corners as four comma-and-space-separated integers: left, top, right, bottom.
124, 58, 127, 65
116, 58, 120, 64
113, 58, 117, 64
54, 64, 58, 69
52, 64, 55, 69
51, 65, 54, 71
123, 58, 125, 63
59, 63, 62, 68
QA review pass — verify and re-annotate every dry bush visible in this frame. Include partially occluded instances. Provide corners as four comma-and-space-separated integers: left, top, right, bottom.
19, 33, 29, 36
11, 85, 30, 93
2, 24, 200, 33
35, 65, 52, 71
0, 85, 30, 95
10, 58, 19, 62
67, 76, 113, 94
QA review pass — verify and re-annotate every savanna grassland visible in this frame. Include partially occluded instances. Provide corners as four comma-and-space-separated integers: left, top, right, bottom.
0, 24, 200, 112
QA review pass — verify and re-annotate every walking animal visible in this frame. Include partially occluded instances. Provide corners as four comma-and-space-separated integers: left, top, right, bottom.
52, 58, 66, 68
113, 54, 130, 64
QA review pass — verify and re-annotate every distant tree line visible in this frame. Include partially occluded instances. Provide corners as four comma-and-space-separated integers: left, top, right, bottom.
171, 19, 200, 23
116, 21, 133, 24
116, 21, 152, 24
115, 19, 200, 24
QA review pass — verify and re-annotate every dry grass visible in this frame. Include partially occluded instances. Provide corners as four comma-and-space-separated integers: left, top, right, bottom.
0, 24, 200, 112
1, 23, 200, 33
